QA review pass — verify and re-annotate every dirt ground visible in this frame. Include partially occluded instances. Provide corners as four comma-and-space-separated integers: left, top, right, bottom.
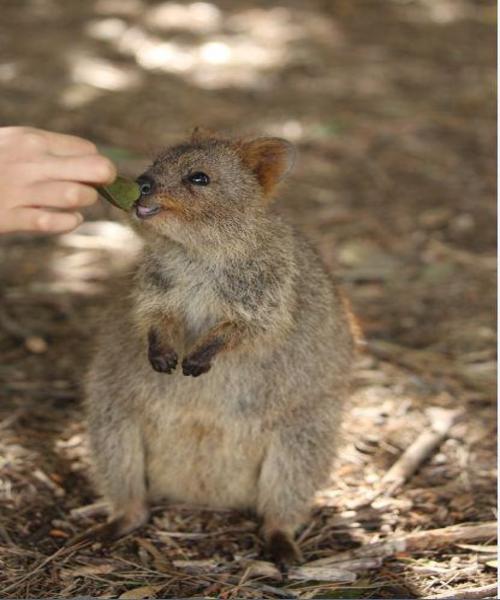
0, 0, 496, 598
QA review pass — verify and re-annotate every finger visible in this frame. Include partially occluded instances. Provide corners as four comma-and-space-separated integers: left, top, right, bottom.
41, 130, 99, 156
3, 208, 83, 234
33, 154, 117, 184
26, 181, 98, 209
0, 127, 98, 157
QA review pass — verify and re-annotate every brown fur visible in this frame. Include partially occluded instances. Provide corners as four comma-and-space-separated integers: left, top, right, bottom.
85, 131, 354, 564
237, 138, 295, 197
153, 195, 186, 217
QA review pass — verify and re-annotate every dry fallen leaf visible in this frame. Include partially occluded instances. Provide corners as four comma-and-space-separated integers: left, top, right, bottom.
119, 584, 163, 599
136, 538, 171, 572
240, 559, 283, 583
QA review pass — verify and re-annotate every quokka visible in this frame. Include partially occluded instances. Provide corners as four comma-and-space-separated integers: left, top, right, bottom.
85, 129, 354, 563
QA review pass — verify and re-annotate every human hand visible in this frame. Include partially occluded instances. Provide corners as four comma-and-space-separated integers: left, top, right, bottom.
0, 127, 117, 234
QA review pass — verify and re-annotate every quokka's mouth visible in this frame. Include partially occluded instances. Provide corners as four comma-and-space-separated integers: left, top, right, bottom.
135, 201, 162, 219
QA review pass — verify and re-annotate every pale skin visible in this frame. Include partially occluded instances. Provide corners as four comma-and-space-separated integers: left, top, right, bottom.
0, 127, 117, 234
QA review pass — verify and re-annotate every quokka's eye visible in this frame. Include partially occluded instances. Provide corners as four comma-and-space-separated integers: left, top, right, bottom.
187, 171, 210, 186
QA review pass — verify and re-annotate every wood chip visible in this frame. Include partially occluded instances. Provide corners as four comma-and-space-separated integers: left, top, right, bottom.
171, 558, 219, 572
49, 529, 69, 539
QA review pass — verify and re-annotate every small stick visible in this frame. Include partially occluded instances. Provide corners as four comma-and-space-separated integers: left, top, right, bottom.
423, 582, 498, 600
287, 564, 357, 583
33, 468, 65, 498
306, 521, 497, 567
381, 407, 461, 495
70, 501, 109, 520
0, 541, 85, 595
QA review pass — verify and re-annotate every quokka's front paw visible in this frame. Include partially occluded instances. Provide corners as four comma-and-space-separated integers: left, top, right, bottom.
182, 336, 224, 377
149, 349, 178, 373
148, 330, 178, 373
182, 355, 212, 377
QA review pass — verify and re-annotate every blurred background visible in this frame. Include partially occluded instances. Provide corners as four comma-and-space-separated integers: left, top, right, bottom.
0, 1, 496, 598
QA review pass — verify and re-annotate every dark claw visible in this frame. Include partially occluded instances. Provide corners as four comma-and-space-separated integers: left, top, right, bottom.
182, 358, 212, 377
149, 351, 178, 373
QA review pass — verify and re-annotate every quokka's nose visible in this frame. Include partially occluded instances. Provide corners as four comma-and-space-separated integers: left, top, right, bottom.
136, 175, 155, 197
135, 175, 161, 219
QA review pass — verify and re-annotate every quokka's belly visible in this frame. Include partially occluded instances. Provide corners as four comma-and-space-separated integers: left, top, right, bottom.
144, 409, 266, 510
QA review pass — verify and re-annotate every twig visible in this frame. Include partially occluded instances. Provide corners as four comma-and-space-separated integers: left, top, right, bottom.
33, 468, 65, 498
423, 582, 498, 600
381, 407, 461, 495
70, 501, 109, 520
306, 521, 497, 567
350, 406, 460, 508
0, 541, 84, 595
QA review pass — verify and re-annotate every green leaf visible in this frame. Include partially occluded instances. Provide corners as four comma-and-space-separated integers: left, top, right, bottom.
97, 176, 141, 211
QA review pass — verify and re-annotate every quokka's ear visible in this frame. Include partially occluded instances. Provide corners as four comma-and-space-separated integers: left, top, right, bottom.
237, 137, 295, 196
191, 126, 218, 143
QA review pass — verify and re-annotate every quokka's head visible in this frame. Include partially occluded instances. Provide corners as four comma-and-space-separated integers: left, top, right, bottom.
131, 128, 295, 247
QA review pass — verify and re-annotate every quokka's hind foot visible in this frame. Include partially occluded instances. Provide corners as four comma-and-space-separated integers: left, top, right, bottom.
71, 503, 149, 545
265, 529, 303, 567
